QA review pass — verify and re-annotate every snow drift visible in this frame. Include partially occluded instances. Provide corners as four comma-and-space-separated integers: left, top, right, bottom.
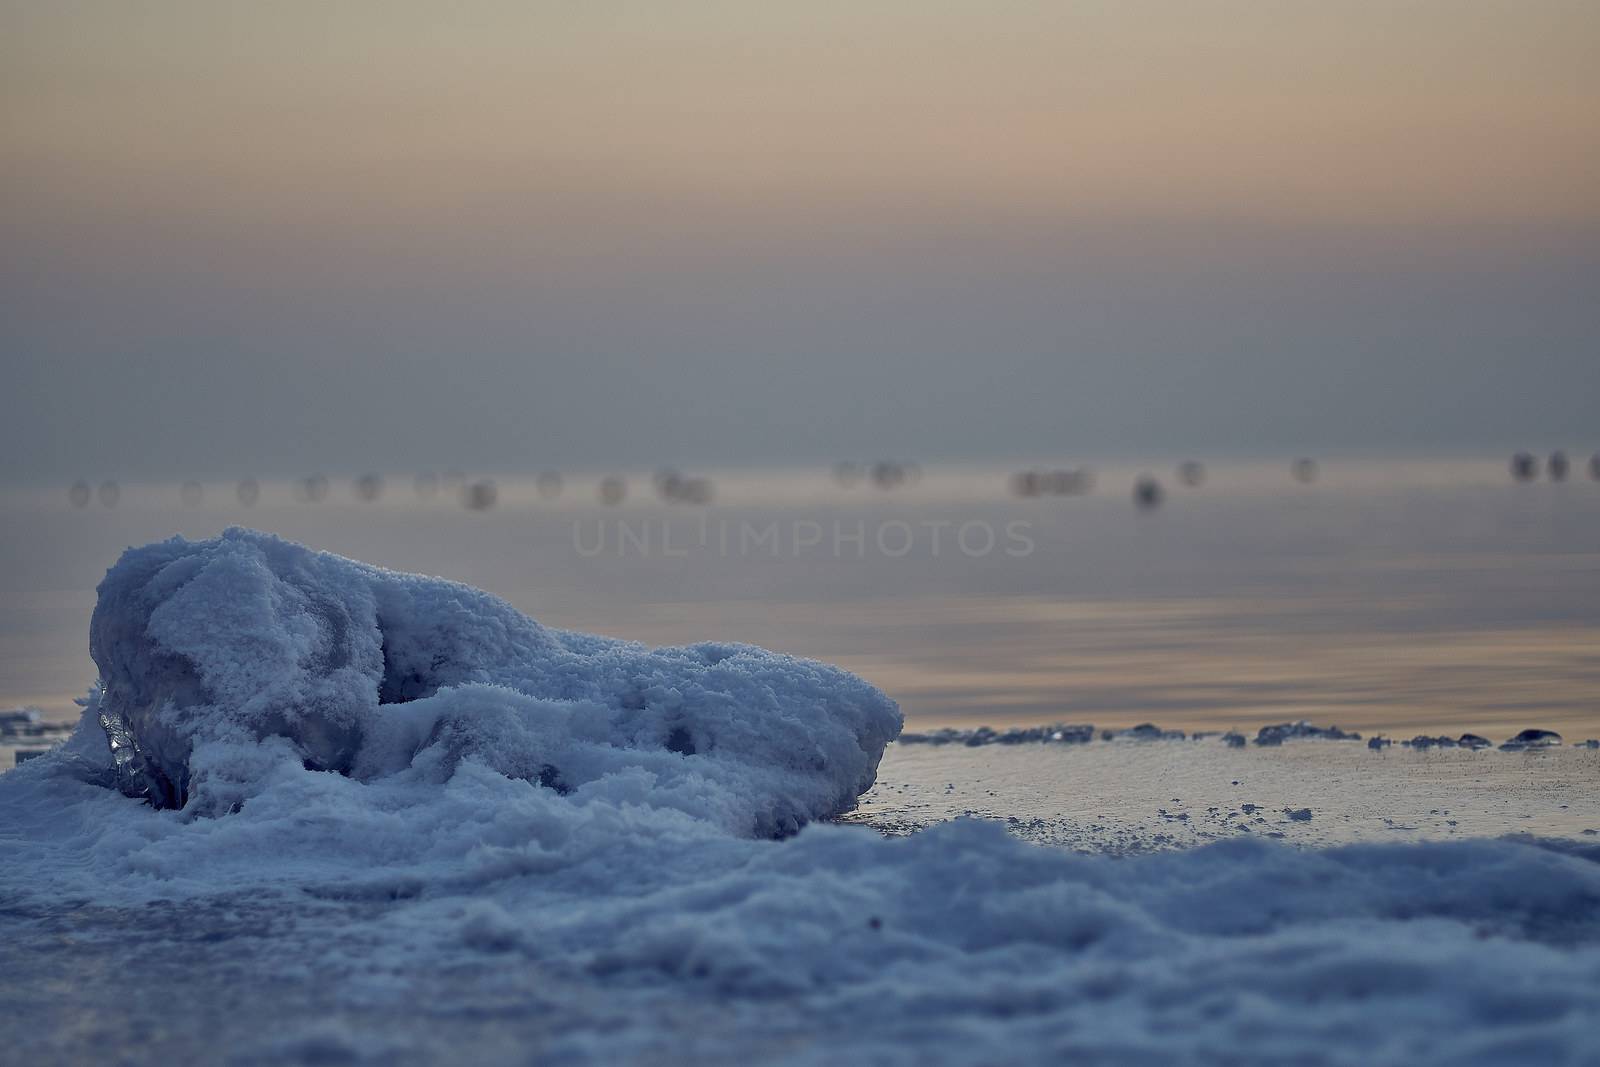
84, 528, 900, 835
3, 530, 1599, 1065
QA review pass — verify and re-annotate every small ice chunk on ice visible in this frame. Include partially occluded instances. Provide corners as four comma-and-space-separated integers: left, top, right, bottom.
1253, 721, 1361, 745
1500, 729, 1563, 751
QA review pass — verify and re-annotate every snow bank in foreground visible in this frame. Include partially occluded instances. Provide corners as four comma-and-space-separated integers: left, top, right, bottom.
3, 530, 1598, 1064
82, 528, 900, 836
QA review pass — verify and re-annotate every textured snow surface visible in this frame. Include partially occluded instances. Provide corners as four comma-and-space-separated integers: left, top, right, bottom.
83, 528, 900, 836
3, 530, 1599, 1065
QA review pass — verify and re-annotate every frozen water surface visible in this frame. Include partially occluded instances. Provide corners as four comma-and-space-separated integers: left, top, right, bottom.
848, 741, 1600, 852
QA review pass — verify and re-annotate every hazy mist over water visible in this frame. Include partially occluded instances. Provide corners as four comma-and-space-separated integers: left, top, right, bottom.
5, 2, 1600, 481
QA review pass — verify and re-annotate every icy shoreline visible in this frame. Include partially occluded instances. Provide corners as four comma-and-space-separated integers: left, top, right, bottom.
849, 738, 1600, 853
3, 531, 1598, 1065
898, 719, 1596, 751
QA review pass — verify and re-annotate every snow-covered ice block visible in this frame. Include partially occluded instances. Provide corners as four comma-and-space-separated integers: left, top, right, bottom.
87, 529, 900, 835
1500, 728, 1563, 751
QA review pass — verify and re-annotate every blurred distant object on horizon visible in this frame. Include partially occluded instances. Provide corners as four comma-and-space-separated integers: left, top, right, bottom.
1012, 468, 1094, 497
461, 479, 497, 511
1133, 474, 1164, 510
536, 471, 564, 499
654, 468, 715, 505
598, 476, 627, 506
871, 461, 920, 491
294, 475, 330, 504
353, 473, 385, 502
1509, 450, 1584, 483
834, 461, 921, 492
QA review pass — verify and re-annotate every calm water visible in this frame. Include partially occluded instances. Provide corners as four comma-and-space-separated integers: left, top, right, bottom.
2, 457, 1597, 742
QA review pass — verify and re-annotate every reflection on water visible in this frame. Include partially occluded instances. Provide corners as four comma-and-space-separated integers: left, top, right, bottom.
2, 458, 1596, 740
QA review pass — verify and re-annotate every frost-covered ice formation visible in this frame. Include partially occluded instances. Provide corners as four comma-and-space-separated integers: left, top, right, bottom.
4, 530, 1600, 1065
1253, 720, 1361, 745
897, 722, 1094, 746
84, 529, 900, 835
1104, 721, 1187, 741
1501, 728, 1563, 751
1402, 733, 1495, 750
897, 720, 1373, 748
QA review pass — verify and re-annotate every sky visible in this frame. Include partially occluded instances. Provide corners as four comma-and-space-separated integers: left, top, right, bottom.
3, 0, 1598, 482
